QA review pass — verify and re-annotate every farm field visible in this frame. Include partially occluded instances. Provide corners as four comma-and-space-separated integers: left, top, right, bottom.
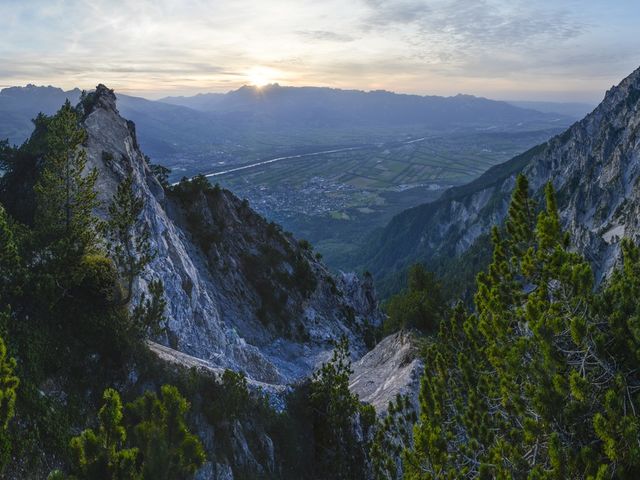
211, 128, 563, 268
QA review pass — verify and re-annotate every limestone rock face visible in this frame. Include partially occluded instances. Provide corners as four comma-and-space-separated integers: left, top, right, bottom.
81, 84, 383, 386
350, 331, 423, 413
365, 66, 640, 285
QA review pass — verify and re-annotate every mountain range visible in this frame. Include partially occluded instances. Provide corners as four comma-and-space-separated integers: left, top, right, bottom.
0, 83, 575, 168
160, 83, 573, 129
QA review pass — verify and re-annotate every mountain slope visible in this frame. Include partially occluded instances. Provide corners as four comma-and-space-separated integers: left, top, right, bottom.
160, 92, 225, 111
80, 85, 382, 385
507, 100, 596, 119
362, 66, 640, 287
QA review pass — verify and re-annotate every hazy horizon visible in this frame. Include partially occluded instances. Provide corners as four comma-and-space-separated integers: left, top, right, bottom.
1, 1, 639, 103
0, 81, 603, 107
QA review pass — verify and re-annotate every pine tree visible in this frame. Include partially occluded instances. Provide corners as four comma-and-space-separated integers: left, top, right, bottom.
402, 178, 640, 479
370, 393, 417, 480
309, 337, 371, 480
125, 385, 205, 480
384, 264, 445, 335
0, 326, 18, 472
103, 174, 166, 337
505, 174, 536, 257
52, 386, 205, 480
67, 388, 141, 480
33, 100, 99, 269
0, 205, 20, 303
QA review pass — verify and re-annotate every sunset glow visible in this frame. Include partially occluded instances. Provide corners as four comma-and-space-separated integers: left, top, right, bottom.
0, 0, 638, 101
247, 67, 278, 88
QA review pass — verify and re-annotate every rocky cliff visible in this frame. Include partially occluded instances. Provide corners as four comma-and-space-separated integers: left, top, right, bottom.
363, 66, 640, 285
350, 331, 423, 413
81, 85, 382, 386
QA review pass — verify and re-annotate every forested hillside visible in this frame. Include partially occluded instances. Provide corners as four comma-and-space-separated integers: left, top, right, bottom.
373, 176, 640, 479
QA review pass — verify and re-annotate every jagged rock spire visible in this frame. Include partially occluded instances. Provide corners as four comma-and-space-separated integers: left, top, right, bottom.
83, 84, 118, 116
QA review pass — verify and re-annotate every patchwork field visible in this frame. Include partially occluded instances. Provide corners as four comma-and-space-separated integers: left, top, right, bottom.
209, 128, 563, 268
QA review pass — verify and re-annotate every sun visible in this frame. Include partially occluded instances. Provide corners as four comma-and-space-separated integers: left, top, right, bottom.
246, 66, 278, 88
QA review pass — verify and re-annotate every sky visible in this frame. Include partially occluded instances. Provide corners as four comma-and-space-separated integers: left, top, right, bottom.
0, 0, 639, 102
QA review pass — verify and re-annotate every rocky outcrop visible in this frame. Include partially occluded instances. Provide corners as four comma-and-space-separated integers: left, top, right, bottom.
364, 66, 640, 285
350, 331, 423, 413
81, 84, 383, 386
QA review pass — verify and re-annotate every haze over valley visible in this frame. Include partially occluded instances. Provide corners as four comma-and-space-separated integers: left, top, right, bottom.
0, 83, 584, 267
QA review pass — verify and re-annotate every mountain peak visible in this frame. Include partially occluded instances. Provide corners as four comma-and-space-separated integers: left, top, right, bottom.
83, 84, 118, 116
601, 65, 640, 108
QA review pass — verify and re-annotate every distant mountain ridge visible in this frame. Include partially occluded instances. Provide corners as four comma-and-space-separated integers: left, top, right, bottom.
360, 65, 640, 291
159, 83, 573, 129
507, 100, 596, 119
0, 84, 573, 144
0, 85, 226, 152
160, 91, 225, 111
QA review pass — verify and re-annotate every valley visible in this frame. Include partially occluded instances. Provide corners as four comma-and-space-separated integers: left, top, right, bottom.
204, 127, 566, 267
0, 84, 577, 271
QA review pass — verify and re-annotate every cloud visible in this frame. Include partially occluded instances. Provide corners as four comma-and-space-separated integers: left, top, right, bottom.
361, 0, 585, 50
296, 30, 356, 43
357, 0, 597, 81
362, 0, 431, 26
0, 0, 637, 101
417, 1, 583, 46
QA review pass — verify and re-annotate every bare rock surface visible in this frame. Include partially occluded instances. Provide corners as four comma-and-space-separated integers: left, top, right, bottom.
350, 331, 423, 413
81, 84, 383, 387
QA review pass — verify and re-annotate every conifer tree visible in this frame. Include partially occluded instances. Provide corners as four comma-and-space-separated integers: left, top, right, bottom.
52, 386, 205, 480
403, 177, 640, 479
370, 393, 416, 480
104, 174, 154, 305
33, 100, 99, 268
384, 264, 445, 335
104, 174, 166, 337
0, 327, 18, 472
125, 385, 205, 480
67, 388, 141, 480
505, 174, 536, 256
309, 337, 371, 480
0, 205, 20, 302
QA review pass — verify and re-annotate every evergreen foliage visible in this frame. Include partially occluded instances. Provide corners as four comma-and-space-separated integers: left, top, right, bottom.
308, 337, 375, 479
383, 264, 446, 335
0, 326, 18, 472
402, 175, 640, 479
103, 173, 167, 336
51, 386, 204, 480
33, 100, 99, 269
370, 394, 416, 480
62, 388, 141, 480
0, 102, 174, 475
104, 174, 155, 305
125, 385, 206, 479
0, 205, 20, 302
147, 159, 171, 189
